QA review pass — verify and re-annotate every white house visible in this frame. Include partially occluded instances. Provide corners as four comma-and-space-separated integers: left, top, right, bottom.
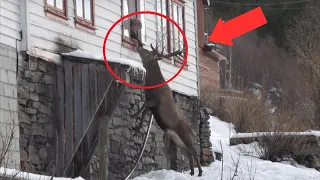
0, 0, 200, 169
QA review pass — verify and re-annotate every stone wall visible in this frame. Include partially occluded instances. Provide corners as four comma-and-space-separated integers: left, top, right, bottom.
17, 58, 56, 174
16, 58, 214, 179
88, 89, 214, 180
0, 43, 20, 169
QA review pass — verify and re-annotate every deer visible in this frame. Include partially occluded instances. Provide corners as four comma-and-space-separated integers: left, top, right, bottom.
130, 42, 203, 177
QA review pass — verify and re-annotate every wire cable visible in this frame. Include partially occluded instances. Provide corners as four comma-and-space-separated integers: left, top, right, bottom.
210, 0, 313, 6
124, 114, 154, 180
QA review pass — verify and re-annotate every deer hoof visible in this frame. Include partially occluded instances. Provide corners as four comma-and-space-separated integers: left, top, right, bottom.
198, 171, 203, 177
189, 171, 194, 176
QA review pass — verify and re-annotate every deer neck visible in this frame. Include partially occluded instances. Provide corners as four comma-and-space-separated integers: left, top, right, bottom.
144, 62, 166, 86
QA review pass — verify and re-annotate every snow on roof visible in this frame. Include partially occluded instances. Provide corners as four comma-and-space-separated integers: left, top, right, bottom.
62, 50, 146, 73
0, 167, 84, 180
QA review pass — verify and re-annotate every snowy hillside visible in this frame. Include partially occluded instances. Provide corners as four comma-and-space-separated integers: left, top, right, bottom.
132, 116, 320, 180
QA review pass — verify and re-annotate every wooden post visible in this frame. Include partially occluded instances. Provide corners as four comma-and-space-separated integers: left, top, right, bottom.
99, 116, 109, 180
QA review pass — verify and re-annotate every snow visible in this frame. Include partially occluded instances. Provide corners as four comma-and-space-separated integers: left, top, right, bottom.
132, 116, 320, 180
0, 167, 84, 180
232, 130, 320, 138
62, 50, 146, 74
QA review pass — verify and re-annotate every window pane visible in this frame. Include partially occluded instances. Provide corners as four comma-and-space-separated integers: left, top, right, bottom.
47, 0, 54, 6
178, 6, 183, 49
76, 0, 83, 17
178, 7, 183, 27
128, 0, 136, 14
122, 0, 129, 37
84, 0, 91, 20
172, 5, 177, 51
140, 0, 146, 43
56, 0, 63, 10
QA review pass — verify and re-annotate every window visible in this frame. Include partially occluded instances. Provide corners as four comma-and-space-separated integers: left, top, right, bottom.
171, 0, 185, 65
45, 0, 68, 20
75, 0, 95, 31
121, 0, 146, 48
156, 0, 186, 68
156, 0, 170, 53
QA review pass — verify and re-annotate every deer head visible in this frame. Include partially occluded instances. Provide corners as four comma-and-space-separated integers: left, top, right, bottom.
137, 43, 185, 67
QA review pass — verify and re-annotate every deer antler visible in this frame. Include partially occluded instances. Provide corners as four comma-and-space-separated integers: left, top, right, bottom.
150, 43, 184, 61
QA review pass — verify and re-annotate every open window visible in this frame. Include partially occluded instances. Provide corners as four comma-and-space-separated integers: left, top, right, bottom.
75, 0, 96, 32
44, 0, 68, 21
121, 0, 146, 49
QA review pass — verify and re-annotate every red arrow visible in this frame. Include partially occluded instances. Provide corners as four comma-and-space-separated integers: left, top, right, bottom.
208, 6, 268, 46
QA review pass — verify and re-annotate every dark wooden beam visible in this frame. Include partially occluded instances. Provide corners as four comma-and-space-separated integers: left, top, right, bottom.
78, 83, 127, 177
99, 115, 109, 180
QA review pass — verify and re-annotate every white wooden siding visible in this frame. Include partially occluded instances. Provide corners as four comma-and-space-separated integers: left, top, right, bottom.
0, 0, 20, 48
27, 0, 199, 96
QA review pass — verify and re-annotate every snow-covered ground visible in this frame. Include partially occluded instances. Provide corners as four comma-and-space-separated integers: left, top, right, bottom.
133, 116, 320, 180
0, 167, 84, 180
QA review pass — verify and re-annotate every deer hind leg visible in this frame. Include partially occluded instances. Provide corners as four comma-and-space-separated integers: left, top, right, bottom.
165, 129, 196, 176
176, 125, 203, 176
179, 148, 194, 176
188, 145, 203, 176
163, 132, 171, 170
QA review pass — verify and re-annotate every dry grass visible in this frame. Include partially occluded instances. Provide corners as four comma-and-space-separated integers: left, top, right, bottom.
202, 88, 316, 164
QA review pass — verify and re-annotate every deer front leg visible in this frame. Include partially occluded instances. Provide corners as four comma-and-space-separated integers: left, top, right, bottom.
131, 100, 156, 118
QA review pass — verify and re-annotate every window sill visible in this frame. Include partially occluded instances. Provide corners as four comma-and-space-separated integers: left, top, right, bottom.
44, 5, 69, 25
75, 17, 96, 34
173, 58, 188, 70
122, 37, 138, 52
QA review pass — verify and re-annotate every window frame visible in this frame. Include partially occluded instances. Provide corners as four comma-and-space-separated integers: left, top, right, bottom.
74, 0, 96, 32
44, 0, 69, 22
121, 0, 146, 50
155, 0, 187, 69
170, 0, 187, 69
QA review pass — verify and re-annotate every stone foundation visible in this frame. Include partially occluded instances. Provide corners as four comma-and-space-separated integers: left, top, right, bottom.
17, 58, 56, 174
17, 58, 214, 179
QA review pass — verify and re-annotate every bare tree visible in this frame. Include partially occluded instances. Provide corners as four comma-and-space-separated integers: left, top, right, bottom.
285, 0, 320, 129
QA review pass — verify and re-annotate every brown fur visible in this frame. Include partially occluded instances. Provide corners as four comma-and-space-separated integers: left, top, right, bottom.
132, 44, 203, 176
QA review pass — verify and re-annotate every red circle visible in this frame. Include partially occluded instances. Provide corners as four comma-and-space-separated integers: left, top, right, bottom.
103, 11, 189, 89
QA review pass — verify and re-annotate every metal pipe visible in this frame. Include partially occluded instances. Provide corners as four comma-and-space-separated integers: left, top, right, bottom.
194, 0, 201, 97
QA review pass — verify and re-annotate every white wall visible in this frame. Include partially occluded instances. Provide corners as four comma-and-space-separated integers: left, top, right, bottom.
26, 0, 199, 96
0, 0, 21, 169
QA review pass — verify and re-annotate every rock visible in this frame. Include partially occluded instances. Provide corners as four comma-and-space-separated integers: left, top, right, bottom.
31, 115, 37, 122
142, 157, 154, 164
18, 87, 29, 99
43, 75, 55, 85
19, 138, 28, 147
18, 99, 27, 106
37, 114, 48, 123
113, 117, 124, 126
26, 108, 37, 115
31, 124, 43, 136
203, 148, 212, 156
204, 107, 213, 115
44, 124, 54, 137
39, 147, 48, 160
30, 93, 39, 101
29, 154, 40, 164
154, 155, 165, 163
20, 150, 28, 161
18, 111, 31, 124
110, 140, 119, 153
38, 103, 51, 115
